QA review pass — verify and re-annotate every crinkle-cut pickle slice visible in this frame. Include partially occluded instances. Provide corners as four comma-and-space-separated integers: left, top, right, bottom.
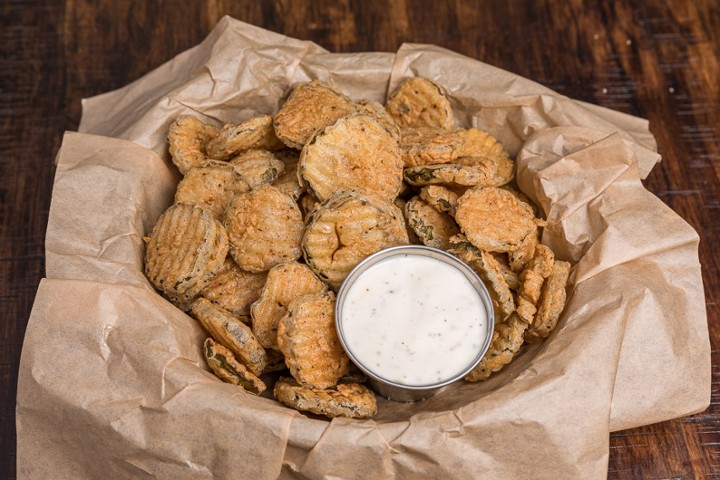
168, 115, 219, 174
302, 190, 409, 290
399, 127, 464, 167
299, 113, 403, 202
419, 185, 459, 217
525, 261, 571, 343
206, 114, 284, 161
457, 127, 514, 186
174, 160, 250, 220
465, 314, 528, 382
274, 377, 377, 419
251, 261, 327, 351
277, 291, 349, 389
404, 196, 460, 250
144, 203, 228, 305
203, 337, 266, 395
353, 99, 400, 139
386, 77, 455, 131
191, 298, 267, 375
403, 160, 497, 188
223, 184, 304, 273
229, 149, 285, 189
200, 257, 266, 319
447, 234, 515, 322
455, 186, 538, 253
273, 80, 356, 149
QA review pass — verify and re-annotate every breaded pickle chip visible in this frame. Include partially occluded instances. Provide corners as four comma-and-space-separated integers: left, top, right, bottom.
515, 268, 544, 324
273, 80, 356, 149
271, 149, 304, 201
274, 377, 377, 419
206, 114, 284, 161
302, 191, 409, 289
455, 187, 538, 253
399, 127, 464, 167
529, 244, 555, 278
191, 298, 268, 375
404, 160, 497, 188
277, 292, 350, 389
457, 128, 514, 186
465, 314, 528, 382
447, 235, 515, 322
353, 99, 401, 139
299, 114, 404, 202
508, 231, 538, 273
526, 261, 571, 343
174, 161, 251, 220
168, 115, 219, 174
229, 149, 285, 189
200, 257, 267, 319
419, 185, 459, 217
404, 196, 460, 250
224, 184, 304, 273
203, 337, 266, 395
145, 203, 228, 305
516, 244, 555, 323
386, 77, 454, 130
251, 261, 328, 351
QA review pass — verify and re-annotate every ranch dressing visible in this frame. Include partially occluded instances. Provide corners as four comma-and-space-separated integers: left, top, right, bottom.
340, 253, 488, 386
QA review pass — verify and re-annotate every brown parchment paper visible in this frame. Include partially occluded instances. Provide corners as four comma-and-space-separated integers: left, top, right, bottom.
18, 17, 710, 479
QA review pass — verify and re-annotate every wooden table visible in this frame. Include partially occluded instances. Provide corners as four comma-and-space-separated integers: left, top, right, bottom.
2, 1, 718, 477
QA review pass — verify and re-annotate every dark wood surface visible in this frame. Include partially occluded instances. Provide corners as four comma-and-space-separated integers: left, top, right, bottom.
2, 1, 718, 477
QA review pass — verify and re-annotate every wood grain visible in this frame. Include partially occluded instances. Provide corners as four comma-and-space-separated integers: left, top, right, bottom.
2, 0, 718, 477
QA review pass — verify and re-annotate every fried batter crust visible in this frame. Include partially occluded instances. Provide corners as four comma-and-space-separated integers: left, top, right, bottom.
386, 77, 454, 130
277, 292, 349, 389
274, 377, 377, 418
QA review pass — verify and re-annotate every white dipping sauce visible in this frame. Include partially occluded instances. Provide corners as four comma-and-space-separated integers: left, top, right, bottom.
340, 253, 488, 386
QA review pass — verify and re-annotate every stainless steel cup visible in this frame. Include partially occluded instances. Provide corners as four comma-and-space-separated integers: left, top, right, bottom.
335, 245, 495, 403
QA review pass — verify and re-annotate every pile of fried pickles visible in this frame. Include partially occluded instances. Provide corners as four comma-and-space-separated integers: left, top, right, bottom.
143, 77, 571, 418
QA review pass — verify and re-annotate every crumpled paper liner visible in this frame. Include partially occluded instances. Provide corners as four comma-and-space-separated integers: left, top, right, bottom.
18, 17, 710, 479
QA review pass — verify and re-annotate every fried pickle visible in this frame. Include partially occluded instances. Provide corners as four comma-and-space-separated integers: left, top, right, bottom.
203, 337, 266, 395
174, 160, 251, 220
447, 234, 515, 322
251, 261, 328, 351
273, 80, 356, 149
224, 184, 304, 273
386, 77, 454, 130
229, 149, 285, 189
455, 187, 538, 253
403, 160, 497, 188
399, 127, 464, 167
200, 256, 267, 320
419, 185, 459, 217
274, 377, 377, 419
525, 261, 571, 343
456, 128, 514, 186
353, 99, 401, 139
206, 114, 284, 161
299, 114, 404, 202
191, 298, 268, 375
465, 314, 528, 382
145, 203, 228, 306
404, 196, 460, 250
277, 292, 350, 389
302, 190, 409, 290
167, 115, 219, 174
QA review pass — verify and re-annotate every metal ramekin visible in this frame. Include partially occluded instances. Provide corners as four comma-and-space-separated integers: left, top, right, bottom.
335, 245, 495, 403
